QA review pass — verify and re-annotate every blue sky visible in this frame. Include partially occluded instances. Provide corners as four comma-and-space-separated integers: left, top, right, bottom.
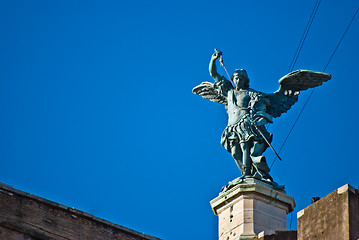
1, 1, 358, 239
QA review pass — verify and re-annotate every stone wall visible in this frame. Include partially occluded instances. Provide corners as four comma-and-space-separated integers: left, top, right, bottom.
0, 182, 161, 240
297, 184, 359, 240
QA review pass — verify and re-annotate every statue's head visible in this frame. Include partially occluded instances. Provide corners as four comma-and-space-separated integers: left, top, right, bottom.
232, 69, 249, 89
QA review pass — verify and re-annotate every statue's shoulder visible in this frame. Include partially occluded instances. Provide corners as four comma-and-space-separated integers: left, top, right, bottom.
247, 88, 265, 98
214, 77, 234, 94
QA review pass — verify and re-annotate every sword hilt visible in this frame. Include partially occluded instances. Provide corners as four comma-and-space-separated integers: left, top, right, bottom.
214, 48, 232, 83
214, 48, 224, 67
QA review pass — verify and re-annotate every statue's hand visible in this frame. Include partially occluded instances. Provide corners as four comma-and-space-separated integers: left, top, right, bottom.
253, 117, 267, 127
212, 52, 221, 60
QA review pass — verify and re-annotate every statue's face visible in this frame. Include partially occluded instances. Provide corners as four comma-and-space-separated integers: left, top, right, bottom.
233, 73, 245, 89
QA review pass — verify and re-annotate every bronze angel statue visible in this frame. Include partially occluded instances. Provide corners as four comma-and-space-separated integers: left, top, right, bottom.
193, 49, 331, 190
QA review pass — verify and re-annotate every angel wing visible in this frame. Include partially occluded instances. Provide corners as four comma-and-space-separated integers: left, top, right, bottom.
265, 69, 331, 118
192, 82, 228, 109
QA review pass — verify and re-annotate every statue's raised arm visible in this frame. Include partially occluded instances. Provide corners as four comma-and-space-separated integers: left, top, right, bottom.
192, 50, 234, 108
209, 50, 234, 95
209, 51, 224, 81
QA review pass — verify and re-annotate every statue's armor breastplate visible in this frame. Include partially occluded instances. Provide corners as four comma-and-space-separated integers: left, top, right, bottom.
227, 89, 251, 125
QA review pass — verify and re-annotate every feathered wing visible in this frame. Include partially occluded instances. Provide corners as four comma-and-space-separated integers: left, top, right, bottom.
264, 90, 299, 118
265, 69, 331, 118
192, 82, 228, 109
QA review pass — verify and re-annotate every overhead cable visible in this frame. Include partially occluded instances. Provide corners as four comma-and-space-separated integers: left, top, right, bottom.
287, 0, 321, 73
323, 7, 359, 72
270, 0, 322, 168
271, 5, 359, 169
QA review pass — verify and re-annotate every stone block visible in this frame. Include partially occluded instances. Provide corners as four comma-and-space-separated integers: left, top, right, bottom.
210, 178, 295, 240
297, 184, 359, 240
255, 230, 297, 240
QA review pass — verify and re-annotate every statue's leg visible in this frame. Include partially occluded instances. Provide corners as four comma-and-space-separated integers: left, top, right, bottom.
240, 141, 252, 177
251, 141, 272, 181
231, 142, 244, 175
251, 140, 267, 158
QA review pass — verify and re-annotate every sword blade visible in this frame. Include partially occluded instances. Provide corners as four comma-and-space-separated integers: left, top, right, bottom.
253, 124, 282, 161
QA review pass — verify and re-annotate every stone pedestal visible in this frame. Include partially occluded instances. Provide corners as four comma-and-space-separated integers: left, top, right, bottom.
210, 178, 295, 240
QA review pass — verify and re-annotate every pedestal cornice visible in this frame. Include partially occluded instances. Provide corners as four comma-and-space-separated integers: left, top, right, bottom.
210, 178, 295, 215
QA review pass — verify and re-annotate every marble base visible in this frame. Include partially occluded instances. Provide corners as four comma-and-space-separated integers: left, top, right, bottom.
210, 178, 295, 240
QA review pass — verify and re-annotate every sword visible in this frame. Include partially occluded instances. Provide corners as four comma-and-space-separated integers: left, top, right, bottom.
252, 122, 282, 161
214, 48, 233, 84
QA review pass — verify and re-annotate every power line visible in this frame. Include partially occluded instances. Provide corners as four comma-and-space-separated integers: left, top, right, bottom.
323, 7, 359, 72
288, 0, 321, 73
277, 1, 321, 226
269, 0, 322, 168
270, 88, 315, 168
271, 6, 359, 169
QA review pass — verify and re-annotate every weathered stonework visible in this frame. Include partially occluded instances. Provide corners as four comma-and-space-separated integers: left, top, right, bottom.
297, 184, 359, 240
255, 230, 297, 240
210, 178, 295, 240
0, 182, 161, 240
